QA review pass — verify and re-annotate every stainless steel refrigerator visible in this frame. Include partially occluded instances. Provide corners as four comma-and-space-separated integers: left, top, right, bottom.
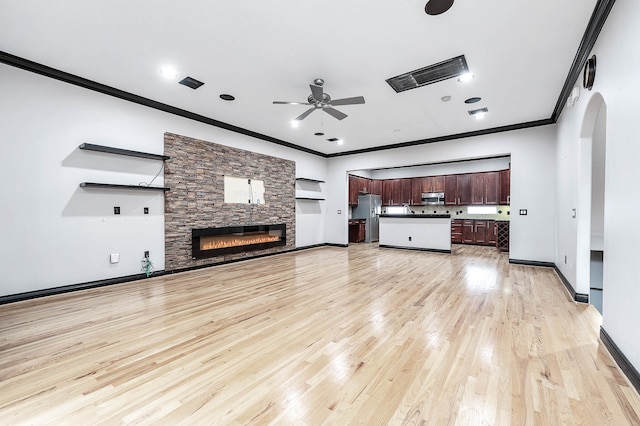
353, 194, 381, 243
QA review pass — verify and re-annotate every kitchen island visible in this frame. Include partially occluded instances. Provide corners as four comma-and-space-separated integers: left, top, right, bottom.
378, 214, 451, 253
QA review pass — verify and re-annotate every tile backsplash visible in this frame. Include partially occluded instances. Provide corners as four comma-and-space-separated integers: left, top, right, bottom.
381, 205, 511, 221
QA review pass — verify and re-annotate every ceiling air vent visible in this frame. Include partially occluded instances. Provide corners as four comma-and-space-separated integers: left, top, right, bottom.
179, 76, 205, 89
386, 55, 469, 93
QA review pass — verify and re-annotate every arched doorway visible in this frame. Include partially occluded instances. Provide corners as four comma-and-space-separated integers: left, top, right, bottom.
578, 93, 607, 314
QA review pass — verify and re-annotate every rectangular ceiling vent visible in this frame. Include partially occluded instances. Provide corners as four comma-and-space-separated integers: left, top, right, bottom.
386, 55, 469, 93
179, 76, 205, 89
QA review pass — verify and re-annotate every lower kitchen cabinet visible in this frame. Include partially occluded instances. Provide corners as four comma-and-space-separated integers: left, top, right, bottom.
462, 220, 475, 244
349, 219, 366, 243
451, 220, 463, 243
453, 219, 503, 248
487, 220, 497, 245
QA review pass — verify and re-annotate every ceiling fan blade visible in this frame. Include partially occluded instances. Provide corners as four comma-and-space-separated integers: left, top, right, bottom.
273, 101, 311, 105
330, 96, 365, 106
294, 107, 317, 121
323, 106, 347, 120
310, 84, 324, 102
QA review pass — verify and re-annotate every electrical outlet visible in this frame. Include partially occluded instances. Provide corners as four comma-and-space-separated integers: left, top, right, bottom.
144, 207, 149, 214
144, 251, 149, 258
114, 206, 120, 215
110, 253, 119, 264
519, 209, 527, 215
408, 236, 412, 241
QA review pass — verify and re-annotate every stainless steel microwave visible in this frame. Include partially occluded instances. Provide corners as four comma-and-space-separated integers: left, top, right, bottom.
421, 192, 445, 205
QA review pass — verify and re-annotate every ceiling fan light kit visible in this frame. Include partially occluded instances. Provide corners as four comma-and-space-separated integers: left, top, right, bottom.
273, 78, 365, 122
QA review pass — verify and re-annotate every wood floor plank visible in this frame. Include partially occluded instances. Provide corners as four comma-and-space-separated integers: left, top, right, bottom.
1, 244, 639, 424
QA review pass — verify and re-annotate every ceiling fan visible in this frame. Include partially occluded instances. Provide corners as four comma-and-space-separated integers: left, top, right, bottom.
273, 78, 365, 122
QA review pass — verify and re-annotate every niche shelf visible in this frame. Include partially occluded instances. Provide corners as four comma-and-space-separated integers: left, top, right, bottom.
295, 177, 324, 201
80, 182, 170, 192
79, 143, 170, 161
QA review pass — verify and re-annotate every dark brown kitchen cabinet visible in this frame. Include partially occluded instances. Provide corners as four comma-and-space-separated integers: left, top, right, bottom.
499, 169, 510, 205
400, 178, 413, 205
486, 220, 497, 245
457, 174, 472, 205
471, 172, 500, 205
458, 219, 500, 246
424, 176, 445, 193
349, 175, 359, 206
471, 174, 485, 205
349, 175, 375, 206
382, 179, 401, 205
370, 180, 383, 197
484, 171, 500, 205
411, 178, 425, 206
462, 220, 475, 243
451, 219, 463, 243
445, 175, 458, 205
349, 219, 366, 243
474, 220, 488, 243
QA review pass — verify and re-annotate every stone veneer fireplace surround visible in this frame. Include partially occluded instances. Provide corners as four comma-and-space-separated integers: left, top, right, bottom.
163, 133, 295, 270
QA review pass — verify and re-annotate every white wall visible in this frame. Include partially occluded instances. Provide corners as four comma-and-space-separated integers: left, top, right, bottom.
555, 0, 640, 374
326, 126, 557, 263
368, 157, 511, 180
0, 64, 327, 297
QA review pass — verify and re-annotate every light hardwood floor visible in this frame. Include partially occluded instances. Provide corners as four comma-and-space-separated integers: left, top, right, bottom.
1, 244, 639, 425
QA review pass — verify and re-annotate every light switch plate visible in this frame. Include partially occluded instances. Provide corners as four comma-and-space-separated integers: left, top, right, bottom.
519, 209, 528, 215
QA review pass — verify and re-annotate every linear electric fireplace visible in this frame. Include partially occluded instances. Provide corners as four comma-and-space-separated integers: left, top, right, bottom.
192, 224, 286, 259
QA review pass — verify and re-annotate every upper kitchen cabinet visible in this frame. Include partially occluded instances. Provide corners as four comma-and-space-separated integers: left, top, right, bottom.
500, 169, 511, 205
471, 173, 485, 205
411, 178, 425, 206
382, 178, 412, 206
423, 176, 445, 193
401, 178, 413, 205
484, 171, 500, 205
382, 179, 400, 205
445, 175, 458, 205
457, 174, 472, 205
349, 175, 359, 206
349, 175, 373, 206
471, 171, 500, 205
370, 180, 383, 197
444, 174, 472, 206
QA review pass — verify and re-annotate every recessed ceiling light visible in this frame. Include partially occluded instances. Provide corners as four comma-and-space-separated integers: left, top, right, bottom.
314, 132, 325, 136
465, 97, 482, 104
457, 72, 474, 83
425, 0, 454, 15
220, 94, 235, 101
327, 138, 343, 145
441, 95, 452, 102
159, 66, 178, 79
474, 112, 487, 120
290, 120, 300, 128
337, 139, 344, 145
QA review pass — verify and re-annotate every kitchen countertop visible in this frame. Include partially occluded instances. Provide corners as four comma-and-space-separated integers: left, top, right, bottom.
379, 214, 451, 219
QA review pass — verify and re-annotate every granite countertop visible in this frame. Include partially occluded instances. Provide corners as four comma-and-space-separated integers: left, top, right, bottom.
379, 214, 451, 219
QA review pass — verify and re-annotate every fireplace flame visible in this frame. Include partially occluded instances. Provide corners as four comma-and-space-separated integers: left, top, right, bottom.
200, 233, 281, 251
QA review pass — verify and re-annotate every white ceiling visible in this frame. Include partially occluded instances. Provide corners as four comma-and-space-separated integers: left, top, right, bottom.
0, 0, 598, 156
